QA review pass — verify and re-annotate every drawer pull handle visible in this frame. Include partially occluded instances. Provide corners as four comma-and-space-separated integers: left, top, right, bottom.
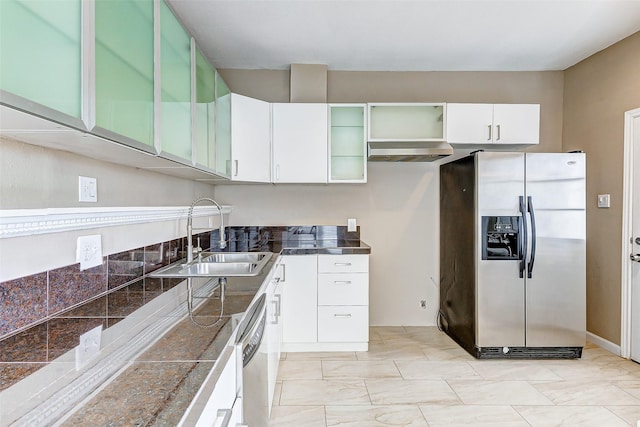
334, 262, 352, 266
334, 281, 352, 285
334, 313, 352, 318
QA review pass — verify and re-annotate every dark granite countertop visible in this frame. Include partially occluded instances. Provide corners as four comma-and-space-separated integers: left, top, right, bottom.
61, 259, 275, 426
61, 237, 369, 425
61, 292, 253, 426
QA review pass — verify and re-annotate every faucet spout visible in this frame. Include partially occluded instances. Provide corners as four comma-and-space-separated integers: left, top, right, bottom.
187, 197, 226, 263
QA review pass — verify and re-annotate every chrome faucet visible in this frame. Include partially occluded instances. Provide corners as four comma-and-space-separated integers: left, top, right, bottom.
187, 197, 226, 262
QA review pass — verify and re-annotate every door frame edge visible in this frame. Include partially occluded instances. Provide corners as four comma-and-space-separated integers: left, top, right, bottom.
620, 107, 640, 359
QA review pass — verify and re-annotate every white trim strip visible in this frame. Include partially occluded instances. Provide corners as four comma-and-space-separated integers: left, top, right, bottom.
0, 205, 232, 238
587, 331, 622, 357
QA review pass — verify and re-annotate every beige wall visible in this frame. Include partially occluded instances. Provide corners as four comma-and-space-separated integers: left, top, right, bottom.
0, 137, 215, 209
217, 69, 564, 325
563, 31, 640, 345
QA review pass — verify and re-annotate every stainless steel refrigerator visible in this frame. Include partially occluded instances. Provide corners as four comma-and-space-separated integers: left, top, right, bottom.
439, 151, 586, 358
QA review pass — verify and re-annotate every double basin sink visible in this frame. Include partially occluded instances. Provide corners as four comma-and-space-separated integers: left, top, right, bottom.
151, 252, 273, 278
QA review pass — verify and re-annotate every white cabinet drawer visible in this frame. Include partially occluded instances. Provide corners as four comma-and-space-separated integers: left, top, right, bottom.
318, 306, 369, 342
318, 273, 369, 306
318, 254, 368, 273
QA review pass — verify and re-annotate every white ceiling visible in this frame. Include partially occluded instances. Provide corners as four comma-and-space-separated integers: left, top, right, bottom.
168, 0, 640, 72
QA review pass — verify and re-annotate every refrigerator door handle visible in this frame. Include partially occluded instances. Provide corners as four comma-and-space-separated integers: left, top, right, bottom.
527, 195, 537, 278
519, 195, 527, 279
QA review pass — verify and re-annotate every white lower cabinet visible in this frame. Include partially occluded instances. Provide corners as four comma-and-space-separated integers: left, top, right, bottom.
181, 345, 241, 427
266, 262, 284, 414
281, 254, 369, 352
281, 255, 318, 344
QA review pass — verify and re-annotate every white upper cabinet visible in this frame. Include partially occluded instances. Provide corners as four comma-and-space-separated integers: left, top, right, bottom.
492, 104, 540, 144
445, 103, 494, 144
230, 94, 271, 182
446, 103, 540, 145
272, 103, 328, 183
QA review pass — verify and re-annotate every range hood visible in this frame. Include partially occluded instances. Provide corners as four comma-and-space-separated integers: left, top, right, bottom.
367, 141, 454, 162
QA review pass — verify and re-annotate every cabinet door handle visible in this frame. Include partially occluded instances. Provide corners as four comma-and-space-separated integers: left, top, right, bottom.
333, 280, 352, 285
215, 408, 232, 427
334, 313, 352, 318
488, 124, 492, 141
275, 165, 280, 181
280, 264, 286, 282
275, 294, 281, 317
334, 262, 352, 266
496, 124, 501, 141
234, 160, 239, 176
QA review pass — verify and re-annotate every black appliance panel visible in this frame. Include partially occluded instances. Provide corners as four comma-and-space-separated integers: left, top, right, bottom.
481, 216, 522, 260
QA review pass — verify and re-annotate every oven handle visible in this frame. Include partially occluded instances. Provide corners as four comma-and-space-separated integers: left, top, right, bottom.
235, 294, 267, 368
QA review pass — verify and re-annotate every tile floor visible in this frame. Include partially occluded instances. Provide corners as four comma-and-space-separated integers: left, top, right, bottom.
268, 326, 640, 426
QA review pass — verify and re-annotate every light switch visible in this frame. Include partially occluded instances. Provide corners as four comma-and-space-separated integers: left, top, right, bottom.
79, 176, 97, 202
597, 194, 610, 208
347, 218, 357, 232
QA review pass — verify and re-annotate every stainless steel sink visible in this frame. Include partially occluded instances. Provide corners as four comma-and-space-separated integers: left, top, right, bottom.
150, 252, 273, 278
180, 262, 259, 276
199, 252, 269, 263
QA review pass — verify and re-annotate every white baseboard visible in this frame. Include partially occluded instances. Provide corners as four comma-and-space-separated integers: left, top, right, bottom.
587, 331, 621, 356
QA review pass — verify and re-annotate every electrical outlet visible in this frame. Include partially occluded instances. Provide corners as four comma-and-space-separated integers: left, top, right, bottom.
347, 218, 357, 232
75, 325, 102, 370
77, 234, 103, 270
79, 176, 97, 202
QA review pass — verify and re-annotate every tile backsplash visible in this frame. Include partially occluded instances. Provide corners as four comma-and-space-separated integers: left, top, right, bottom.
0, 225, 359, 391
0, 235, 190, 392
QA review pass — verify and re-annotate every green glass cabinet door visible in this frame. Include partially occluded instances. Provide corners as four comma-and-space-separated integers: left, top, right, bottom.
215, 73, 231, 177
95, 0, 154, 149
329, 105, 367, 183
194, 47, 216, 169
159, 0, 191, 162
1, 0, 82, 121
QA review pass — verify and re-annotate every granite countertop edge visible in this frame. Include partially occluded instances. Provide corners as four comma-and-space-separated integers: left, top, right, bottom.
280, 240, 371, 255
